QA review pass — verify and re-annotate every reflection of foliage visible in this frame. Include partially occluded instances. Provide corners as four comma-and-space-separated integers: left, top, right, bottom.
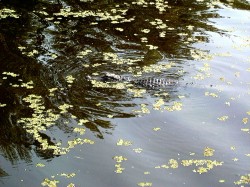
0, 0, 237, 182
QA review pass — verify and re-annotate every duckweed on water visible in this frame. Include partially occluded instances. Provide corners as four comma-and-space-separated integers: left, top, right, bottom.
113, 156, 127, 174
36, 163, 45, 167
0, 103, 6, 107
153, 127, 161, 131
66, 75, 75, 87
60, 173, 76, 178
137, 182, 152, 187
2, 72, 19, 77
153, 98, 164, 110
164, 102, 183, 111
182, 159, 223, 174
217, 115, 229, 121
133, 148, 143, 153
91, 79, 127, 89
234, 174, 250, 186
133, 104, 150, 114
18, 94, 94, 156
128, 88, 146, 97
0, 8, 19, 19
58, 103, 73, 114
203, 147, 215, 157
77, 49, 92, 58
242, 118, 248, 124
41, 178, 59, 187
116, 139, 132, 146
73, 127, 86, 135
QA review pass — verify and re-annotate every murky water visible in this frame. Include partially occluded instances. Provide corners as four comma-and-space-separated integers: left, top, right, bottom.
0, 0, 250, 186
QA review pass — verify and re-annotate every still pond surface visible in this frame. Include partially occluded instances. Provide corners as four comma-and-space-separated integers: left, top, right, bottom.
0, 0, 250, 186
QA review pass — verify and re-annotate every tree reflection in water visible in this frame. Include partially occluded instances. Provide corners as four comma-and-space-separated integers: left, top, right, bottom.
0, 0, 249, 183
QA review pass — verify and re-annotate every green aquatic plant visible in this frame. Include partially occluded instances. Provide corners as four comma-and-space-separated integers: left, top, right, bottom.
137, 182, 152, 187
41, 178, 59, 187
133, 148, 143, 153
203, 147, 215, 157
66, 75, 75, 87
113, 155, 127, 174
0, 103, 6, 107
117, 139, 132, 146
234, 174, 250, 186
17, 94, 94, 156
242, 117, 248, 124
182, 159, 223, 174
217, 115, 229, 121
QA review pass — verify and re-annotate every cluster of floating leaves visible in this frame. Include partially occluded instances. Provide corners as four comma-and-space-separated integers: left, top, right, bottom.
65, 75, 75, 87
203, 147, 215, 157
154, 148, 223, 174
41, 178, 59, 187
113, 156, 127, 174
53, 7, 131, 24
103, 52, 141, 65
91, 79, 128, 90
41, 176, 75, 187
0, 8, 19, 19
234, 174, 250, 186
1, 72, 34, 89
2, 0, 249, 186
133, 104, 150, 114
17, 94, 94, 156
117, 139, 132, 146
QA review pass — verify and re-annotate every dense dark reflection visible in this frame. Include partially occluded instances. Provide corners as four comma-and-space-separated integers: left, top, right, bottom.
0, 0, 231, 174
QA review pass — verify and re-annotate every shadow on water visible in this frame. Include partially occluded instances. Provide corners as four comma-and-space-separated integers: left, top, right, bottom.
0, 0, 248, 183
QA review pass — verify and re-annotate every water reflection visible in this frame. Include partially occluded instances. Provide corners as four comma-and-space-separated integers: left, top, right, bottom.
0, 0, 226, 162
0, 0, 249, 185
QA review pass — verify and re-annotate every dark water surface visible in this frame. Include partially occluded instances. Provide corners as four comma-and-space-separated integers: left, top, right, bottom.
0, 0, 250, 186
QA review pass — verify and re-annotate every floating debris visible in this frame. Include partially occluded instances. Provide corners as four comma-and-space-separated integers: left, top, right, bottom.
117, 139, 132, 146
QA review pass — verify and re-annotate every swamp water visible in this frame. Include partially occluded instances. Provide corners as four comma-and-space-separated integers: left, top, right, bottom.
0, 0, 250, 186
